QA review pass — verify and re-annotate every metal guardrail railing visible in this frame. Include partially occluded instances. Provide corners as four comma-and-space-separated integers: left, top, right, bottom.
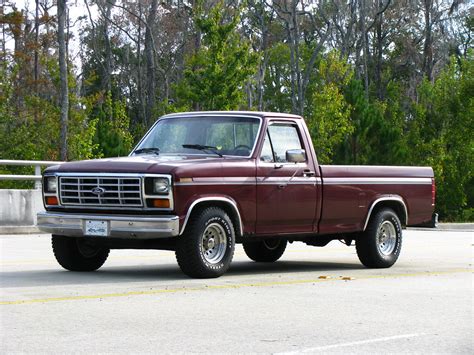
0, 160, 64, 189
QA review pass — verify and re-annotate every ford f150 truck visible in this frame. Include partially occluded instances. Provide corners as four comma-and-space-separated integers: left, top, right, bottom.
37, 111, 435, 278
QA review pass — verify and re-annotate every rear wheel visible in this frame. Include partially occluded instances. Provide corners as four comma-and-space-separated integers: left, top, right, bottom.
243, 239, 287, 262
356, 208, 402, 268
175, 207, 235, 278
52, 235, 109, 271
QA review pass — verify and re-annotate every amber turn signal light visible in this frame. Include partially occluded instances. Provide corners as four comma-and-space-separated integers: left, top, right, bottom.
151, 199, 170, 208
46, 196, 58, 205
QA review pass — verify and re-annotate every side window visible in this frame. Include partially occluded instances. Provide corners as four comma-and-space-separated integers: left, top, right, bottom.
260, 131, 274, 162
268, 124, 303, 163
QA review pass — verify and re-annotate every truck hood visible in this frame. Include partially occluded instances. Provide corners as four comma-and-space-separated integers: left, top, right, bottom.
46, 154, 232, 175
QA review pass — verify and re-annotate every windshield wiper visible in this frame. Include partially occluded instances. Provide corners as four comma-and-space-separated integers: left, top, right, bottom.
182, 144, 223, 157
133, 147, 160, 155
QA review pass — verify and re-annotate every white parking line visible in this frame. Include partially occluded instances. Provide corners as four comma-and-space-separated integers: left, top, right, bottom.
277, 333, 425, 354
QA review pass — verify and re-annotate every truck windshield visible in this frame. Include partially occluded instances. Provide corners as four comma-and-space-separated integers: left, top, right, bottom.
134, 116, 261, 157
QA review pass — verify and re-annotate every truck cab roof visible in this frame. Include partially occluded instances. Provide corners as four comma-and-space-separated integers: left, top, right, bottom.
161, 111, 303, 120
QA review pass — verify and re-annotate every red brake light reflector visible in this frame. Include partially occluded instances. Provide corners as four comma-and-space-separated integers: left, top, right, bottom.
431, 178, 436, 206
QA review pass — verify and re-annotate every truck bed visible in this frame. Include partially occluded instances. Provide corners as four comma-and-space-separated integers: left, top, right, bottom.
318, 165, 434, 234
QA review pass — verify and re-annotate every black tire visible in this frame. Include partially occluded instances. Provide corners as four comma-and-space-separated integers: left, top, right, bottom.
242, 239, 287, 262
356, 208, 402, 268
52, 235, 109, 271
175, 207, 235, 278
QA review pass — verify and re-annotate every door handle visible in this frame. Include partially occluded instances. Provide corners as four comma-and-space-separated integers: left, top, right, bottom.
303, 169, 315, 177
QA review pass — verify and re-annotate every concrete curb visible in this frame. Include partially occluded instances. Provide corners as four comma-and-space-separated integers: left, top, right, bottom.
435, 223, 474, 231
408, 223, 474, 232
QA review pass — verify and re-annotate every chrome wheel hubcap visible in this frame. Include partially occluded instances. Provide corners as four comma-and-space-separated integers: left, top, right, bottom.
377, 221, 397, 255
201, 223, 227, 264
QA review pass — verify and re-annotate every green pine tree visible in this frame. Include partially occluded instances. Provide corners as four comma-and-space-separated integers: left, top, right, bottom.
174, 1, 257, 110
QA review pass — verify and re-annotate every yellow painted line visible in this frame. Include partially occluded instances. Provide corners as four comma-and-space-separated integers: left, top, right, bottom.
1, 268, 471, 306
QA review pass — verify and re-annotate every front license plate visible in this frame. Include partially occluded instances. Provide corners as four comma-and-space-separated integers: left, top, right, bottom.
84, 220, 108, 237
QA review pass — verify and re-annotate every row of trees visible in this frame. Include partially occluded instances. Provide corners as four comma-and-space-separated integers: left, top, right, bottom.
0, 0, 473, 220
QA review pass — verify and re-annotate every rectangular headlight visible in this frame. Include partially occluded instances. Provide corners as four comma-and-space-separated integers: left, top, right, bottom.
153, 177, 170, 194
45, 177, 57, 193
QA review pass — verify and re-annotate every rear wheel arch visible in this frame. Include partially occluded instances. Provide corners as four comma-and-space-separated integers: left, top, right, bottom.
180, 197, 243, 237
364, 197, 407, 230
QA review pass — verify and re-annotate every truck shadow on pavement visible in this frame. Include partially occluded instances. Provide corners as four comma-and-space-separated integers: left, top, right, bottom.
1, 260, 364, 288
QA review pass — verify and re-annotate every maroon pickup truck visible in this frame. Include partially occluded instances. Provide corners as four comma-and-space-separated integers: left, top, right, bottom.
38, 111, 435, 278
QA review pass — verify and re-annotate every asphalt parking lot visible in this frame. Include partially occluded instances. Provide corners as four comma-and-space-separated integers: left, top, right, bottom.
1, 229, 472, 354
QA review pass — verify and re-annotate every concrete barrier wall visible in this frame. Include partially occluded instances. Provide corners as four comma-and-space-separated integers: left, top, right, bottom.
0, 190, 44, 228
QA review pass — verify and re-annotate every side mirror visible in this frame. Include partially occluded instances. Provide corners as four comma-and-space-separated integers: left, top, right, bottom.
286, 149, 306, 163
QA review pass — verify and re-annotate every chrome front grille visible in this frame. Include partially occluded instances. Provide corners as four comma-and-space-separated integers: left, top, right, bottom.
59, 176, 142, 207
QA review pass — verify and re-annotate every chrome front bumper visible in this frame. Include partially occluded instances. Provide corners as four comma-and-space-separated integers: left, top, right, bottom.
37, 211, 180, 239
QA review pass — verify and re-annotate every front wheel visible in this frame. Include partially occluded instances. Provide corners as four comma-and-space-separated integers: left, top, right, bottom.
175, 207, 235, 278
242, 239, 287, 262
356, 208, 402, 268
52, 235, 109, 271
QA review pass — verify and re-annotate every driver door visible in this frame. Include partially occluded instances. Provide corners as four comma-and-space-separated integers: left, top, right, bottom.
256, 122, 318, 234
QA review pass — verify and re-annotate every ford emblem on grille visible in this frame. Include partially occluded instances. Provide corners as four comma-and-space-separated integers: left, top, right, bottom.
91, 187, 106, 196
